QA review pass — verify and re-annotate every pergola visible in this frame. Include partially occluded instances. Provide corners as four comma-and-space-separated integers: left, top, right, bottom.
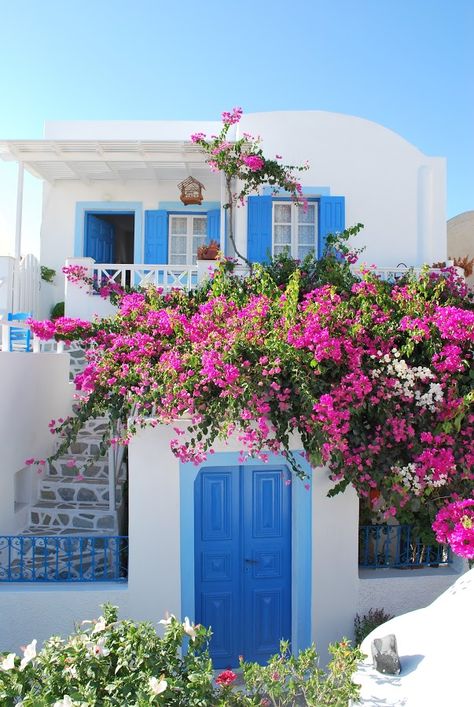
0, 139, 222, 260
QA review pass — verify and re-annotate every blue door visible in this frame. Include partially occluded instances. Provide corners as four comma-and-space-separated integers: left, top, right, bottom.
84, 214, 115, 261
194, 465, 291, 668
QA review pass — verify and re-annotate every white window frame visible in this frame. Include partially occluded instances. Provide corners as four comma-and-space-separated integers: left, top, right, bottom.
272, 201, 318, 259
169, 214, 207, 265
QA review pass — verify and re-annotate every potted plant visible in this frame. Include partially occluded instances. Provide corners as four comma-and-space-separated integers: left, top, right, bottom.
197, 239, 220, 260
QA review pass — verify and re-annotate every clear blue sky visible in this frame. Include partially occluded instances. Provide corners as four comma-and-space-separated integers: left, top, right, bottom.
0, 0, 472, 255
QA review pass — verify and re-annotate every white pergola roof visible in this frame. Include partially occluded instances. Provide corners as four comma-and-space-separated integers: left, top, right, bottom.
0, 140, 211, 183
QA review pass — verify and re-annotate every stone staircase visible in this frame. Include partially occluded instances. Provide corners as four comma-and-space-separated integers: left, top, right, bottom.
23, 416, 127, 537
3, 416, 128, 581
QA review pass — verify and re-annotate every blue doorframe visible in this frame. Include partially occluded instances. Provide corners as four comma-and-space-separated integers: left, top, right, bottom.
180, 451, 312, 657
75, 201, 143, 263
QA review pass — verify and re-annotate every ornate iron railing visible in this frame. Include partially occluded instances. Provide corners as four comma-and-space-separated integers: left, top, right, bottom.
359, 524, 451, 569
0, 535, 128, 582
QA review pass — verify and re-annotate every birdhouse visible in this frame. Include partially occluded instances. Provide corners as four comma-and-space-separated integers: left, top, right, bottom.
178, 177, 205, 205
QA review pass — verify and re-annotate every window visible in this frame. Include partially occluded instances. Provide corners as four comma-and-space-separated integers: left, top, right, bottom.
169, 215, 207, 265
272, 202, 318, 259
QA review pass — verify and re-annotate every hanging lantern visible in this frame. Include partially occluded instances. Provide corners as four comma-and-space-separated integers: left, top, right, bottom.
178, 177, 205, 205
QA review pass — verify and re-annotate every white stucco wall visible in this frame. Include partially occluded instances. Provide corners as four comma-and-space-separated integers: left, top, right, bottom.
357, 563, 465, 619
235, 112, 446, 267
0, 584, 129, 653
0, 353, 73, 534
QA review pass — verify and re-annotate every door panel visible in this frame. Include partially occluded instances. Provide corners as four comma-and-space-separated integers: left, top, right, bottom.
85, 214, 115, 262
243, 468, 291, 663
195, 465, 291, 668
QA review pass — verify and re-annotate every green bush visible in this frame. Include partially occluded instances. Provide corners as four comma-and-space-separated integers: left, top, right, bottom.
50, 301, 65, 320
354, 608, 394, 646
40, 266, 56, 284
0, 605, 365, 706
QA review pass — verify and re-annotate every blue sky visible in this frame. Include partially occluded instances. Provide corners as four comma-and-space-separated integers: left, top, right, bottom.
0, 0, 472, 255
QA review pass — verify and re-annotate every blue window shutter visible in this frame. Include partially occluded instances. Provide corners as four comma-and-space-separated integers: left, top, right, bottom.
207, 209, 220, 245
318, 196, 345, 258
144, 210, 168, 263
247, 195, 272, 263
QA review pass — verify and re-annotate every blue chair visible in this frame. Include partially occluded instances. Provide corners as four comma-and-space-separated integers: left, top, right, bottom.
8, 312, 32, 351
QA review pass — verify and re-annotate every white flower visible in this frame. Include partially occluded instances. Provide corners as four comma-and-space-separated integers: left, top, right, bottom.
182, 617, 197, 641
149, 676, 168, 695
91, 616, 106, 634
64, 663, 78, 678
0, 653, 16, 670
158, 612, 176, 626
53, 697, 74, 707
86, 636, 109, 657
20, 639, 37, 671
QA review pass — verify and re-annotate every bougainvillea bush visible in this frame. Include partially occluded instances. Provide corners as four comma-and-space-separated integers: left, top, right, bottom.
29, 231, 474, 556
0, 607, 362, 706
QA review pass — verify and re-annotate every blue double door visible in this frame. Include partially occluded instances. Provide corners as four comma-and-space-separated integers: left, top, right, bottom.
194, 465, 292, 668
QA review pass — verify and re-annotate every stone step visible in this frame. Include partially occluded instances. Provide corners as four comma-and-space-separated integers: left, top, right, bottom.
28, 503, 119, 533
39, 477, 123, 506
55, 438, 104, 457
46, 457, 126, 482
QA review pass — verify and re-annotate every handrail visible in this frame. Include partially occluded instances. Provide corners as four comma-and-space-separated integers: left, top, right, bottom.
0, 320, 65, 353
91, 263, 198, 291
0, 534, 128, 582
359, 524, 451, 569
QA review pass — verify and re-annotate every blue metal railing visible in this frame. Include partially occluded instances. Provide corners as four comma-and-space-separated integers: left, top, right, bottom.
359, 525, 451, 569
0, 535, 128, 582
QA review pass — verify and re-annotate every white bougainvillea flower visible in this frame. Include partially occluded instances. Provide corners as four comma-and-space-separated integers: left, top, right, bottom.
182, 617, 197, 641
149, 676, 168, 695
0, 652, 16, 670
20, 639, 37, 670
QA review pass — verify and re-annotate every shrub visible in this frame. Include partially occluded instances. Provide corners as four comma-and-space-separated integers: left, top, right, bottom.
50, 301, 65, 320
237, 639, 365, 706
354, 608, 394, 645
0, 606, 365, 706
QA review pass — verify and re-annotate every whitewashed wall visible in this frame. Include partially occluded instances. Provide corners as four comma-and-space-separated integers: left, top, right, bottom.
235, 112, 446, 268
0, 353, 72, 534
357, 562, 466, 619
0, 585, 129, 653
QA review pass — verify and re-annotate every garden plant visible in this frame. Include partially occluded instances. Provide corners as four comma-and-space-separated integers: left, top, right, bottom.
0, 605, 363, 706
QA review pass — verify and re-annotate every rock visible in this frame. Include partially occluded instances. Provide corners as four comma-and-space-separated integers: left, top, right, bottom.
354, 568, 474, 706
371, 634, 401, 675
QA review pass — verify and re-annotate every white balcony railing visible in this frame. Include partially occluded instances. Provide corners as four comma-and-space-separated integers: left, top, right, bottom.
91, 263, 198, 291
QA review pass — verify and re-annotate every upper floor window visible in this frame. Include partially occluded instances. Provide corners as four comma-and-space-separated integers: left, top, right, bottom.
272, 202, 318, 260
169, 215, 207, 265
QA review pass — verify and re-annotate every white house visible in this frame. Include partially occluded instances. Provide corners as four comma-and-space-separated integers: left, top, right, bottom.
0, 111, 463, 665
